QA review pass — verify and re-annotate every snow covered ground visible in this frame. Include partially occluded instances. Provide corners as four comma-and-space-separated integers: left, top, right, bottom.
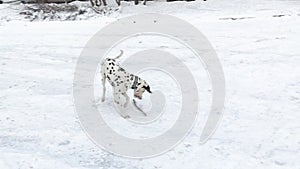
1, 0, 300, 168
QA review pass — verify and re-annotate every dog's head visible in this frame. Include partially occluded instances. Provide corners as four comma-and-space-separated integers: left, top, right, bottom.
134, 79, 152, 100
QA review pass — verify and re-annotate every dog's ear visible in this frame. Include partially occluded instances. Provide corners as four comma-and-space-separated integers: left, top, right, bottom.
143, 85, 152, 94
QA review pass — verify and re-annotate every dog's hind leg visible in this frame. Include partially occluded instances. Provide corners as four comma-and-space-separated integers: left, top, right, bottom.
101, 71, 106, 102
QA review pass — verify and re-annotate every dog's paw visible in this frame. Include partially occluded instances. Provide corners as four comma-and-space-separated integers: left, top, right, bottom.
101, 98, 105, 102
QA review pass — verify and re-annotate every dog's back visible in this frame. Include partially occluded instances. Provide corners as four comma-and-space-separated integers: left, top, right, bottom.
101, 50, 123, 76
101, 50, 131, 88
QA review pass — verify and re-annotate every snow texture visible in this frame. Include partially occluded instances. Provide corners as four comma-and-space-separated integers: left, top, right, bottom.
0, 0, 300, 169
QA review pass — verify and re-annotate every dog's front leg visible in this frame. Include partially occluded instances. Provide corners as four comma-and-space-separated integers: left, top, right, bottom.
114, 91, 130, 118
122, 93, 130, 108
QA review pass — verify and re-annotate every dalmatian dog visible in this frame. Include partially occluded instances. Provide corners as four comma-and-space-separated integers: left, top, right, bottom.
101, 50, 152, 118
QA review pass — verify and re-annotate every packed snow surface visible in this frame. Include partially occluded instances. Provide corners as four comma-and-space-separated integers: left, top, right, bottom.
0, 0, 300, 169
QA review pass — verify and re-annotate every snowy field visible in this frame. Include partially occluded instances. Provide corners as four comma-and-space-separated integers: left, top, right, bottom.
1, 0, 300, 169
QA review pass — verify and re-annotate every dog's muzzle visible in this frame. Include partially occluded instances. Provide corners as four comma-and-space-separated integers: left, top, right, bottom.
134, 94, 142, 100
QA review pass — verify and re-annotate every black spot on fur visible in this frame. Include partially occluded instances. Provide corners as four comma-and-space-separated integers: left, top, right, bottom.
143, 85, 152, 93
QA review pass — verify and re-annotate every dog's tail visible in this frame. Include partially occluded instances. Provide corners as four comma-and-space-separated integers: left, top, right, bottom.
113, 50, 124, 60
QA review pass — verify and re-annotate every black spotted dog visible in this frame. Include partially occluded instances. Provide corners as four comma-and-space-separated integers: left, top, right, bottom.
101, 50, 152, 118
